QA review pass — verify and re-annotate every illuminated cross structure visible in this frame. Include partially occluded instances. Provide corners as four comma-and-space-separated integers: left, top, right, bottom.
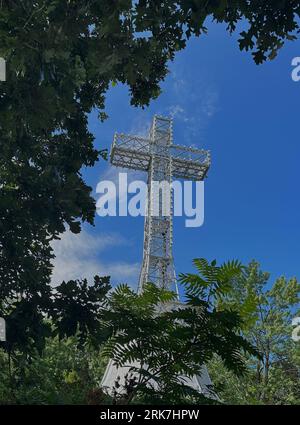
111, 115, 210, 294
102, 115, 214, 397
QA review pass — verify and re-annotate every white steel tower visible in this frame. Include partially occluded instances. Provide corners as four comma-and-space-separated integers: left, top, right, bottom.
110, 115, 210, 293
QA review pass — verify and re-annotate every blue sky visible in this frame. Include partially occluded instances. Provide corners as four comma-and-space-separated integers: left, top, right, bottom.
52, 22, 300, 294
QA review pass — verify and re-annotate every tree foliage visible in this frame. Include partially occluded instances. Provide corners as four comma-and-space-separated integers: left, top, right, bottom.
0, 276, 111, 356
0, 335, 107, 405
0, 260, 298, 405
208, 261, 300, 405
0, 275, 111, 404
1, 1, 300, 301
101, 260, 258, 404
1, 1, 300, 404
52, 275, 111, 345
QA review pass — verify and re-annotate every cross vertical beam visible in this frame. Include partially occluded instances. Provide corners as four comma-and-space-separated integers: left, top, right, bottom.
137, 116, 176, 294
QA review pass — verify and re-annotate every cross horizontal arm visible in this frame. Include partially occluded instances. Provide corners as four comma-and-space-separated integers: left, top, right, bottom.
170, 144, 211, 180
110, 131, 211, 180
110, 133, 151, 171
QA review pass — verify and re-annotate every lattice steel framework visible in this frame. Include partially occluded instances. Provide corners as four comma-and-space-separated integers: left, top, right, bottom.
110, 115, 211, 294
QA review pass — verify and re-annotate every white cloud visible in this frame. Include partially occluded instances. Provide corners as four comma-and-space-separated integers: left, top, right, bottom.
51, 229, 140, 288
171, 70, 187, 95
161, 69, 219, 144
201, 89, 218, 118
129, 114, 151, 137
168, 104, 185, 119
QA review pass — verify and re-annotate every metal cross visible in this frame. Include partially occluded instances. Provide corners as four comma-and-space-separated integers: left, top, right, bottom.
110, 115, 211, 294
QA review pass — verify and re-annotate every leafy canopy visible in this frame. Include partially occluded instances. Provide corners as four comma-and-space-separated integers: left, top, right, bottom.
208, 261, 300, 405
102, 259, 258, 404
1, 0, 300, 373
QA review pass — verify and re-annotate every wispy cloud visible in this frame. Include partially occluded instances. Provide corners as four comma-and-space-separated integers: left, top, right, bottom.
201, 89, 218, 118
160, 68, 219, 144
129, 114, 151, 137
168, 104, 185, 119
51, 229, 140, 288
